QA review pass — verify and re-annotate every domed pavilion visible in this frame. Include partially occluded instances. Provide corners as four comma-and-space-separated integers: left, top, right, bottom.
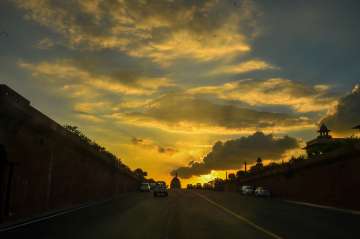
170, 173, 181, 189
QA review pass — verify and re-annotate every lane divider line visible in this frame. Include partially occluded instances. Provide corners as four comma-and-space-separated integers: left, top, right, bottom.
284, 200, 360, 216
193, 192, 283, 239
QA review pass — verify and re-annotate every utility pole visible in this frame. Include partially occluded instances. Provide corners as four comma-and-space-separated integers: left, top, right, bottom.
244, 161, 247, 173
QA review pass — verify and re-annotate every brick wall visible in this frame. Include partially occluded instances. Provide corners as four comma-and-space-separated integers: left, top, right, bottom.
0, 85, 139, 224
232, 148, 360, 210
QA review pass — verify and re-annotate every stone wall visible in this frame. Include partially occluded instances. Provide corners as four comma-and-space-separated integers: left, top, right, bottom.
232, 147, 360, 210
0, 85, 139, 224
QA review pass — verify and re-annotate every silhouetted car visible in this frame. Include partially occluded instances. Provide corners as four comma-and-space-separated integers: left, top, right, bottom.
156, 181, 167, 187
153, 183, 168, 197
203, 183, 213, 190
254, 187, 271, 197
149, 182, 157, 190
241, 185, 254, 195
139, 182, 151, 192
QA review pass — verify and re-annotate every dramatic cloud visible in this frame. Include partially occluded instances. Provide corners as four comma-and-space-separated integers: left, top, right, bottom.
5, 0, 359, 184
209, 59, 277, 75
131, 137, 177, 155
36, 37, 55, 49
171, 132, 299, 178
14, 0, 259, 65
115, 93, 313, 134
188, 78, 338, 113
18, 59, 174, 96
321, 84, 360, 133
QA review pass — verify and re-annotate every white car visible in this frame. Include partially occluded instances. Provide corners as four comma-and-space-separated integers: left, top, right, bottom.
139, 182, 151, 192
241, 185, 254, 195
254, 187, 271, 197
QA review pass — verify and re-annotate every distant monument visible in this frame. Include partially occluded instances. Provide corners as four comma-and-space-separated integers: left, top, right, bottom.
318, 123, 331, 138
170, 173, 181, 189
305, 123, 344, 157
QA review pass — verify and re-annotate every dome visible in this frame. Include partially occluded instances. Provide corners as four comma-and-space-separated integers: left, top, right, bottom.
170, 174, 181, 189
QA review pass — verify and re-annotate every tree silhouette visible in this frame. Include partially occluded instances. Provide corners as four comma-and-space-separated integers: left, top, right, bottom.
134, 168, 148, 180
63, 124, 127, 171
228, 173, 236, 181
236, 170, 246, 179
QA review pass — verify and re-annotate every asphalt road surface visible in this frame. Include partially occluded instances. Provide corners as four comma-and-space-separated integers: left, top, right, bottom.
1, 190, 360, 239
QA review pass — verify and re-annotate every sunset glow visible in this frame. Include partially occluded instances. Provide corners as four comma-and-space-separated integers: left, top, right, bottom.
1, 0, 360, 185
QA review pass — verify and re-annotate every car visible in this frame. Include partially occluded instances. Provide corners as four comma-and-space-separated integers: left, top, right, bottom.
241, 185, 254, 195
254, 187, 271, 197
149, 182, 157, 190
139, 182, 151, 192
156, 181, 167, 187
153, 183, 168, 197
203, 183, 213, 190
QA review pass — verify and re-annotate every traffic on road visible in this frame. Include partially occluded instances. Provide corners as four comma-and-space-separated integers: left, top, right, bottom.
2, 190, 359, 239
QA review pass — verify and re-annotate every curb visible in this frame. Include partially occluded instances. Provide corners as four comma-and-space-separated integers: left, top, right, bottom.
0, 194, 131, 232
284, 200, 360, 216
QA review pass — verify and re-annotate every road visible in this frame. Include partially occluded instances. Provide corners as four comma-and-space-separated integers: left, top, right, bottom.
1, 190, 360, 239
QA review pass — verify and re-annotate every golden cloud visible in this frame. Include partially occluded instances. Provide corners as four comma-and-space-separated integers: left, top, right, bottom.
18, 60, 174, 96
171, 132, 300, 178
321, 84, 360, 134
129, 27, 251, 66
188, 78, 338, 113
107, 93, 314, 135
36, 37, 55, 49
131, 137, 177, 155
14, 0, 259, 65
209, 59, 277, 75
76, 113, 104, 123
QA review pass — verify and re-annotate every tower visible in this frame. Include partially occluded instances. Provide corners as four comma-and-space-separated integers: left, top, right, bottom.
318, 123, 331, 138
170, 172, 181, 189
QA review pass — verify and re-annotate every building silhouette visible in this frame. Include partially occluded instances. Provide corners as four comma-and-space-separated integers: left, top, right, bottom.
170, 173, 181, 189
305, 123, 345, 157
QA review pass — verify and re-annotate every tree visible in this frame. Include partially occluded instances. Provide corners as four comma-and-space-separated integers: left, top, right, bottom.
134, 168, 148, 180
228, 173, 236, 181
289, 155, 305, 165
214, 178, 225, 191
146, 178, 156, 183
236, 170, 246, 179
63, 124, 124, 170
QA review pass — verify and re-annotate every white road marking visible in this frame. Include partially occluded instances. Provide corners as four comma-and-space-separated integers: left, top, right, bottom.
0, 198, 113, 232
193, 192, 283, 239
284, 200, 360, 216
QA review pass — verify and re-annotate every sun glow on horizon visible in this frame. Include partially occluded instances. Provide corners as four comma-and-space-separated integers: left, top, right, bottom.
2, 0, 358, 186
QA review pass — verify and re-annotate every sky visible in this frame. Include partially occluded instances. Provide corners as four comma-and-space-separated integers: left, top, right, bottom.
1, 0, 360, 185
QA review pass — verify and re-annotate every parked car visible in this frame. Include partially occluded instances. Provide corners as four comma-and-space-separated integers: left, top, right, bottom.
156, 181, 167, 188
241, 185, 254, 195
149, 182, 157, 190
139, 182, 151, 192
153, 183, 168, 197
254, 187, 271, 197
203, 183, 213, 190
